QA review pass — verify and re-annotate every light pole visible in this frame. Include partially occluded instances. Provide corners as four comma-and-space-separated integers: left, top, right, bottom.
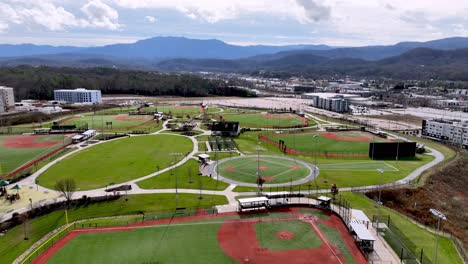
169, 152, 182, 208
313, 134, 318, 176
430, 208, 447, 264
255, 145, 264, 194
376, 168, 384, 235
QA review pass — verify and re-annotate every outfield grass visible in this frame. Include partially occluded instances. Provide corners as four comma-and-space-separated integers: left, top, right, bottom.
218, 156, 311, 184
47, 222, 235, 264
0, 193, 228, 264
0, 135, 67, 174
316, 222, 355, 264
63, 114, 156, 132
142, 105, 201, 116
221, 113, 307, 128
38, 135, 192, 190
340, 192, 463, 264
137, 159, 229, 190
255, 220, 322, 250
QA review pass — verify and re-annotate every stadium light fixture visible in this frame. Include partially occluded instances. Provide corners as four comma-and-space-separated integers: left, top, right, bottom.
430, 208, 446, 264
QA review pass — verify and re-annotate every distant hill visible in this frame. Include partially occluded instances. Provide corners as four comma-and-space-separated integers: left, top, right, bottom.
156, 47, 468, 81
0, 37, 334, 60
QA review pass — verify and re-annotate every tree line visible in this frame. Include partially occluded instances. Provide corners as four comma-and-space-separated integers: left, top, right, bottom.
0, 66, 256, 100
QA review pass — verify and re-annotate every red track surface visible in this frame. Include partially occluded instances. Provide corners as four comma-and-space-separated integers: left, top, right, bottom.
2, 135, 60, 149
32, 208, 366, 264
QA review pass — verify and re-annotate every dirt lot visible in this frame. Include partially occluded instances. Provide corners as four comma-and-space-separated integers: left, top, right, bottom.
366, 150, 467, 249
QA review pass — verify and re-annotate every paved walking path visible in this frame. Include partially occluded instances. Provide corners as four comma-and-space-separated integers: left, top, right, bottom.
1, 116, 445, 231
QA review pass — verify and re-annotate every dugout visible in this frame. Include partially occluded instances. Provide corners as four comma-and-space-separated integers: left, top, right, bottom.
350, 222, 375, 252
369, 142, 416, 159
238, 197, 269, 211
317, 196, 332, 210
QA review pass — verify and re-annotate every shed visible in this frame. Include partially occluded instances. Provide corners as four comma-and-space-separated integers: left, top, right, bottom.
317, 196, 332, 210
198, 154, 210, 163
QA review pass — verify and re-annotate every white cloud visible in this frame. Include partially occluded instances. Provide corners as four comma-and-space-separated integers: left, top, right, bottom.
0, 0, 122, 34
81, 0, 121, 30
114, 0, 330, 24
145, 16, 157, 23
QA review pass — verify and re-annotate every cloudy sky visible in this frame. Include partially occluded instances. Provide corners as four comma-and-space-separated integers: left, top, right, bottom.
1, 0, 468, 47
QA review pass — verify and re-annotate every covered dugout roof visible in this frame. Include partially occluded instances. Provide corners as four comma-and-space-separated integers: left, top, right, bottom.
238, 197, 268, 204
352, 209, 371, 223
317, 196, 332, 202
350, 223, 376, 241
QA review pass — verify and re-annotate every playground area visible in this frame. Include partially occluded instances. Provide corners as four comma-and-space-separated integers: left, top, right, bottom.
215, 155, 315, 185
219, 113, 309, 128
31, 207, 366, 264
0, 134, 69, 175
259, 130, 395, 157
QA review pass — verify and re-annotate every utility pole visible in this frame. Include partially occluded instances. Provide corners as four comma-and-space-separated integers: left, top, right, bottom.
169, 152, 182, 208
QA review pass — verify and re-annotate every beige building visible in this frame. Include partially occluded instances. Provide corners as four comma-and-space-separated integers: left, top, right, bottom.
0, 86, 15, 113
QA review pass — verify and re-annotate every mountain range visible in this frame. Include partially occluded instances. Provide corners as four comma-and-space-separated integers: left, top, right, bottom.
2, 36, 468, 80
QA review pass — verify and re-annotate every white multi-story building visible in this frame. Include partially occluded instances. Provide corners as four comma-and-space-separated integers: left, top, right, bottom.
54, 88, 102, 104
422, 119, 468, 148
0, 86, 15, 112
305, 93, 350, 113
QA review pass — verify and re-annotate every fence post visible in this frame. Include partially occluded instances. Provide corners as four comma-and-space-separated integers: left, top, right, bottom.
400, 247, 404, 263
420, 248, 424, 263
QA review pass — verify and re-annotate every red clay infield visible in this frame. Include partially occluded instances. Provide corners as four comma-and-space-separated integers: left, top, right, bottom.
113, 115, 146, 121
225, 166, 235, 172
290, 166, 300, 170
32, 208, 367, 264
1, 135, 60, 149
276, 231, 294, 240
259, 166, 269, 171
262, 176, 275, 182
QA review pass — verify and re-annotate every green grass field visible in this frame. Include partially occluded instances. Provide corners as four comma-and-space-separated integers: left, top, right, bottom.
0, 135, 67, 174
221, 113, 307, 128
38, 135, 192, 190
63, 114, 156, 132
262, 131, 390, 155
0, 193, 228, 264
137, 159, 229, 190
46, 222, 235, 264
142, 105, 202, 116
217, 156, 311, 184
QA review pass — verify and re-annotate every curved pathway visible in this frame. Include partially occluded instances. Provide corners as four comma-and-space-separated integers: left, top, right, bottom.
1, 114, 445, 223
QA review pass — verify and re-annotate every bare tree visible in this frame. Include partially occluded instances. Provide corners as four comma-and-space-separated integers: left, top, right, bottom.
55, 178, 76, 205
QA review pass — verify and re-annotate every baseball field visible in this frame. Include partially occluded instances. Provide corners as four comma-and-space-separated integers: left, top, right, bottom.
32, 207, 366, 264
220, 113, 309, 128
61, 114, 155, 132
260, 130, 394, 157
0, 134, 68, 175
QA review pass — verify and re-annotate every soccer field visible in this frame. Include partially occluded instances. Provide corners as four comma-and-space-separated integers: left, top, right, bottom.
220, 113, 308, 128
35, 207, 366, 264
216, 155, 313, 184
37, 135, 192, 190
0, 135, 67, 174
